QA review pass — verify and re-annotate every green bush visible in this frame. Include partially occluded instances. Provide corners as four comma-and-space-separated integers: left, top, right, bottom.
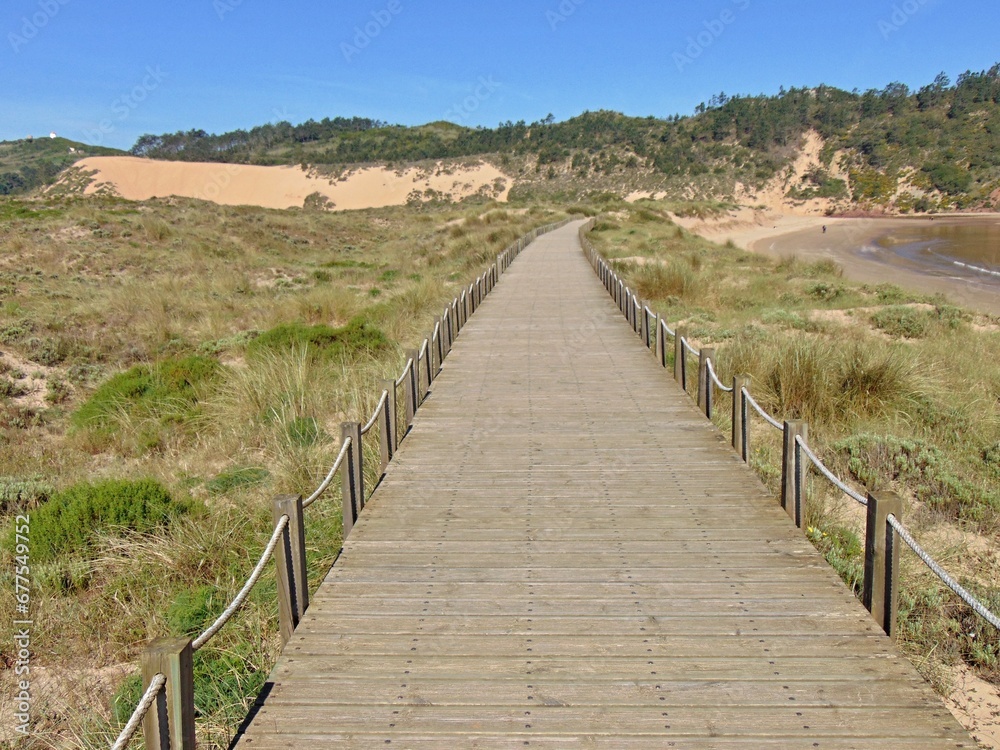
870, 306, 929, 338
16, 478, 189, 562
247, 317, 390, 361
70, 355, 220, 449
0, 476, 52, 514
833, 434, 984, 519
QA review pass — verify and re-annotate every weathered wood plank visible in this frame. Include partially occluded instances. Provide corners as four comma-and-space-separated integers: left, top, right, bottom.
233, 220, 971, 748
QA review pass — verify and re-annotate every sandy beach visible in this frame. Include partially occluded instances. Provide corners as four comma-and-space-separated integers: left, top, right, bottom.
688, 212, 1000, 316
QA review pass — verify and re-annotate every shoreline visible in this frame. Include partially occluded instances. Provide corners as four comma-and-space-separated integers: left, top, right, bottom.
683, 212, 1000, 317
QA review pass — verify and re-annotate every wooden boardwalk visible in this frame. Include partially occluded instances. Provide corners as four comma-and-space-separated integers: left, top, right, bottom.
235, 221, 971, 748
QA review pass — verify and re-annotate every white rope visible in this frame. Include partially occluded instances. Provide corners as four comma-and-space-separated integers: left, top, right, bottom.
795, 435, 868, 506
742, 387, 783, 431
887, 515, 1000, 632
192, 515, 288, 651
360, 390, 389, 436
395, 358, 412, 387
111, 673, 166, 750
706, 359, 734, 393
681, 337, 699, 358
431, 322, 440, 343
302, 437, 352, 508
419, 339, 428, 359
660, 317, 675, 338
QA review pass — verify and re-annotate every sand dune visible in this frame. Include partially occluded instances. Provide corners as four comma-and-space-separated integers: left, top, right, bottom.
71, 156, 510, 210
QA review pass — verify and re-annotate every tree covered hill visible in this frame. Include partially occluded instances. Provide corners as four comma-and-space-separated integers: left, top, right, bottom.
127, 64, 1000, 210
0, 136, 124, 195
5, 64, 999, 209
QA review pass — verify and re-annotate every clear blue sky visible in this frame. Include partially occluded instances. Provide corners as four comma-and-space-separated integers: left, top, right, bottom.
2, 0, 998, 150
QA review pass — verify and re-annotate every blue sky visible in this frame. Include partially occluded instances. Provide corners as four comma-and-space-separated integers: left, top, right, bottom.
2, 0, 999, 150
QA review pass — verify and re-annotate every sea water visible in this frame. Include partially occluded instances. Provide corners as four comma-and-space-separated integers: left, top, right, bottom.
873, 219, 1000, 285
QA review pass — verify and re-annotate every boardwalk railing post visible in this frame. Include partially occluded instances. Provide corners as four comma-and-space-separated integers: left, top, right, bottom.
864, 491, 903, 638
674, 328, 686, 389
732, 375, 750, 462
272, 494, 308, 645
341, 422, 364, 538
697, 348, 715, 418
423, 338, 433, 391
434, 316, 444, 375
655, 315, 665, 366
380, 379, 397, 467
404, 350, 418, 428
781, 420, 807, 528
640, 301, 649, 347
141, 638, 196, 750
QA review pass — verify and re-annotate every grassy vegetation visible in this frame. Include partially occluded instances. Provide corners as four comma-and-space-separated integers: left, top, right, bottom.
0, 137, 123, 195
589, 201, 1000, 693
0, 193, 565, 747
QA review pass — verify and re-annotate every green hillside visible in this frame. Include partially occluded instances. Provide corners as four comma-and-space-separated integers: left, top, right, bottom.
0, 136, 124, 195
127, 65, 1000, 210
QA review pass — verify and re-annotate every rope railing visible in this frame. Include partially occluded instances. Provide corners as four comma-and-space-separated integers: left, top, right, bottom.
302, 437, 352, 509
111, 217, 573, 750
360, 389, 390, 436
706, 358, 734, 393
191, 515, 289, 650
395, 357, 413, 387
741, 387, 783, 431
580, 217, 1000, 638
110, 674, 166, 750
887, 515, 1000, 631
795, 435, 868, 507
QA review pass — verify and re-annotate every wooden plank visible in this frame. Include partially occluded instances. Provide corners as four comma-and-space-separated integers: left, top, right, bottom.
233, 220, 971, 748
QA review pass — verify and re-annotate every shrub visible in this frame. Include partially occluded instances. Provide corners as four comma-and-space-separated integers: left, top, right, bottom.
14, 478, 188, 562
870, 306, 929, 338
247, 318, 390, 361
833, 434, 980, 519
70, 355, 220, 451
0, 476, 52, 514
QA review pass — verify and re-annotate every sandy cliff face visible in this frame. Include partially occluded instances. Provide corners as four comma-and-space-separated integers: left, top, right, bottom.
64, 156, 510, 210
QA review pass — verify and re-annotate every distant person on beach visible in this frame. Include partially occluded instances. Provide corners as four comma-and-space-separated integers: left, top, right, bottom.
822, 225, 827, 233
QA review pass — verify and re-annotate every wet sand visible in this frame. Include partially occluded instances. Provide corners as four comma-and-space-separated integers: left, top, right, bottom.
728, 215, 1000, 316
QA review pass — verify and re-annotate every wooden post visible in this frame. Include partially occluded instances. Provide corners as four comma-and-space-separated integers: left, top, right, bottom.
697, 348, 715, 418
272, 494, 308, 645
433, 316, 444, 375
404, 349, 418, 427
380, 379, 397, 465
674, 328, 686, 388
732, 375, 750, 462
423, 339, 433, 392
864, 491, 903, 637
781, 420, 807, 528
654, 314, 664, 365
141, 638, 195, 750
640, 301, 649, 347
341, 422, 364, 538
